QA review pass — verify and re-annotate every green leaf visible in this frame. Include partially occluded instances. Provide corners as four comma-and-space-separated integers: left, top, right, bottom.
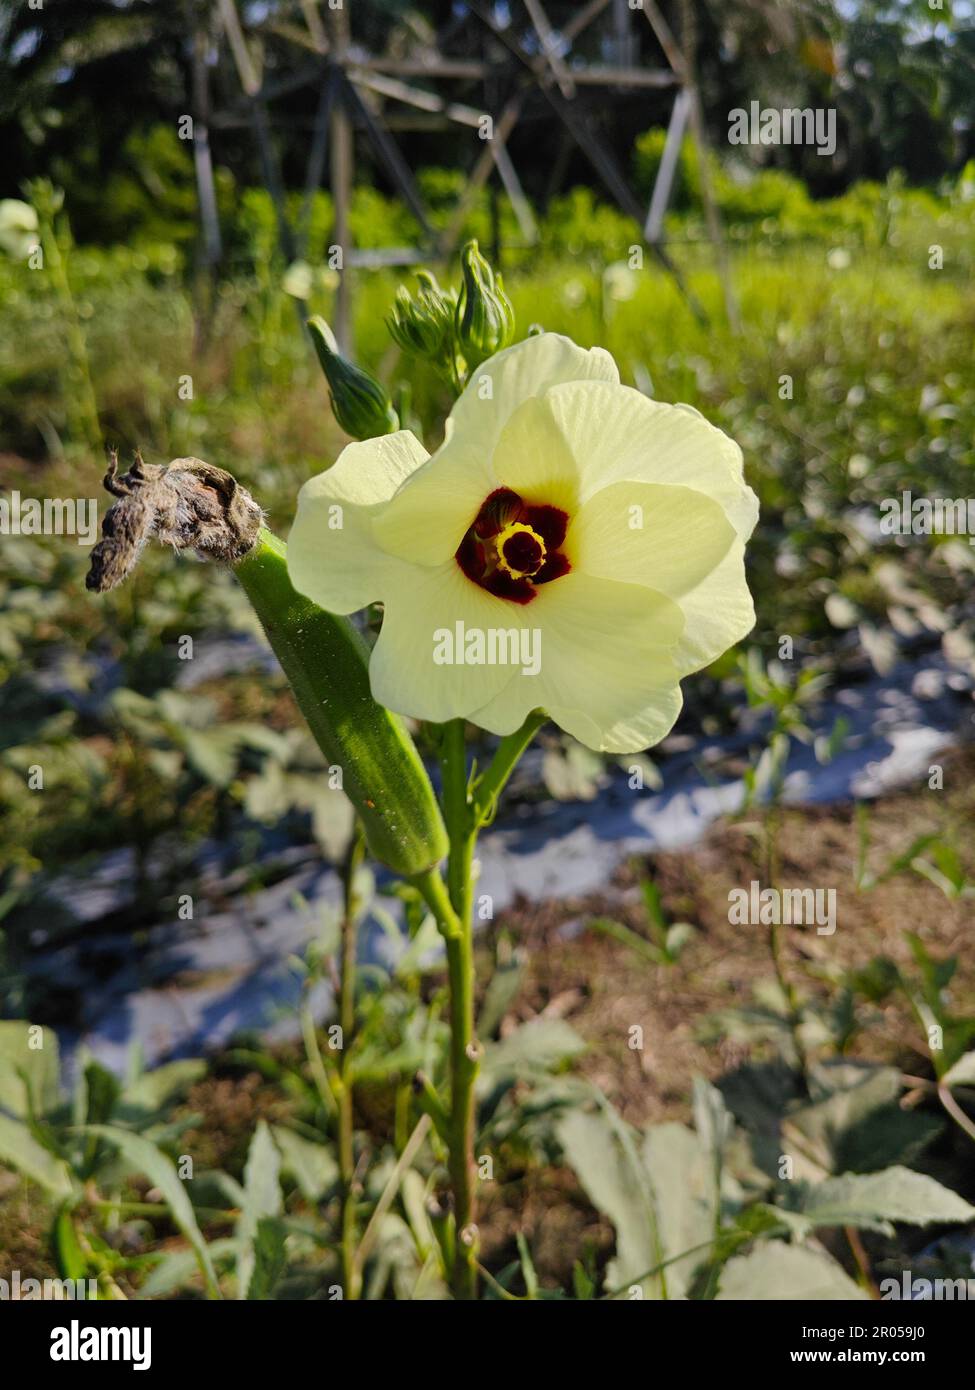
833, 1105, 943, 1174
541, 743, 604, 801
82, 1124, 218, 1296
0, 1113, 72, 1195
814, 714, 850, 764
572, 1260, 596, 1300
350, 1037, 427, 1084
782, 1066, 902, 1177
477, 954, 524, 1039
911, 843, 972, 899
121, 1059, 207, 1114
391, 910, 442, 980
641, 1121, 716, 1297
905, 931, 957, 1003
665, 921, 696, 959
179, 727, 241, 787
746, 730, 791, 805
800, 1166, 975, 1234
692, 1076, 734, 1177
717, 1243, 868, 1301
516, 1232, 539, 1299
246, 1217, 288, 1300
236, 1120, 282, 1299
307, 784, 356, 862
52, 1202, 88, 1283
588, 916, 664, 965
83, 1060, 121, 1126
556, 1108, 662, 1297
639, 879, 672, 949
399, 1168, 439, 1265
479, 1020, 586, 1089
846, 955, 900, 1001
0, 1021, 61, 1118
140, 1239, 238, 1299
271, 1125, 339, 1203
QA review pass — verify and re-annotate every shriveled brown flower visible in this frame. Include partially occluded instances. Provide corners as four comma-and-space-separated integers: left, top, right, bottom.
86, 449, 264, 593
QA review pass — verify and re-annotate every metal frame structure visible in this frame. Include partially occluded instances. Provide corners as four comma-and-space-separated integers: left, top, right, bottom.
198, 0, 736, 348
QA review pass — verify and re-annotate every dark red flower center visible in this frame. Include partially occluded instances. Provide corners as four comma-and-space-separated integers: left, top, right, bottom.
455, 488, 571, 604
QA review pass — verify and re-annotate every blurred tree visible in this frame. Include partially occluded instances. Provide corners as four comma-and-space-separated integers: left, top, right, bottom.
690, 0, 972, 190
0, 0, 198, 239
0, 0, 970, 249
838, 0, 974, 182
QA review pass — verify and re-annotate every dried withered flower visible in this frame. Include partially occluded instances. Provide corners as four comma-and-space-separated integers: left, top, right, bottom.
86, 449, 264, 592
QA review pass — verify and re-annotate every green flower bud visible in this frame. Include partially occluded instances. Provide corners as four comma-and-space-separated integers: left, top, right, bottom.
308, 316, 399, 440
455, 240, 515, 371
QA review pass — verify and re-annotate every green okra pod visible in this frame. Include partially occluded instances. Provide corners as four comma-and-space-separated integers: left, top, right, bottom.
235, 529, 447, 878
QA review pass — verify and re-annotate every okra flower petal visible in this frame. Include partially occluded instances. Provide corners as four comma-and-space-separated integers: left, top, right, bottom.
543, 379, 758, 537
465, 572, 685, 751
369, 561, 523, 722
288, 430, 429, 615
572, 481, 736, 601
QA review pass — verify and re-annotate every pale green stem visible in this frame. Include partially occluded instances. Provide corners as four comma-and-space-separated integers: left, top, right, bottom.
413, 712, 547, 1299
337, 826, 365, 1300
438, 719, 479, 1298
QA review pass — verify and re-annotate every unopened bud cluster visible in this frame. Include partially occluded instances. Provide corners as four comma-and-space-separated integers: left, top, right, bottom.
387, 269, 458, 363
307, 243, 515, 435
386, 242, 515, 385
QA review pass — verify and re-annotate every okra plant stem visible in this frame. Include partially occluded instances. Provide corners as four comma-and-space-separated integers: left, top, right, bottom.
337, 826, 365, 1301
414, 712, 547, 1299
